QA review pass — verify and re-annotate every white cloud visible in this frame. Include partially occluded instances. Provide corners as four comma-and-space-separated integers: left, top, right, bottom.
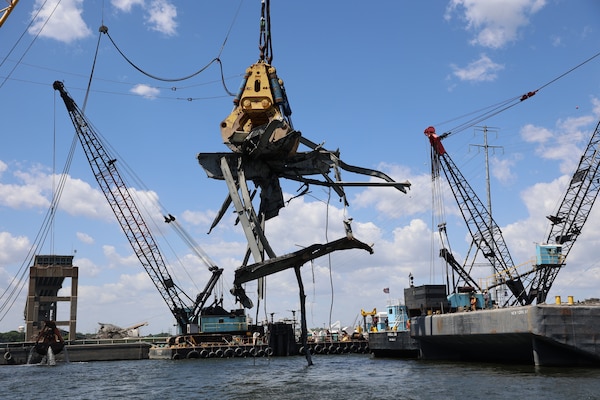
0, 232, 31, 265
111, 0, 178, 36
451, 54, 504, 82
551, 35, 562, 47
73, 257, 102, 278
520, 111, 597, 174
76, 232, 94, 245
29, 0, 92, 44
111, 0, 144, 13
0, 181, 49, 209
491, 155, 520, 185
130, 84, 160, 99
147, 0, 178, 36
521, 123, 552, 144
446, 0, 547, 49
353, 166, 431, 217
103, 245, 141, 270
181, 209, 216, 227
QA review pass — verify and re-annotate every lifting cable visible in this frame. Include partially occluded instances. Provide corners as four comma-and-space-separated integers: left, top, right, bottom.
258, 0, 273, 63
55, 2, 240, 296
437, 49, 600, 140
0, 0, 71, 321
100, 0, 244, 96
0, 112, 80, 322
0, 0, 60, 90
427, 49, 600, 297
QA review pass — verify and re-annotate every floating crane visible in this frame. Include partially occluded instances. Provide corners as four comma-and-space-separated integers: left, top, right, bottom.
53, 81, 241, 335
526, 118, 600, 303
426, 118, 600, 306
425, 126, 529, 306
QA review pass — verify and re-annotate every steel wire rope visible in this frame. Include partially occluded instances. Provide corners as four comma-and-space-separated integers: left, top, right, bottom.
259, 0, 273, 63
0, 0, 48, 69
325, 186, 334, 333
57, 9, 207, 305
426, 50, 600, 295
101, 0, 244, 96
77, 120, 203, 300
4, 6, 129, 322
57, 2, 250, 294
434, 49, 600, 140
0, 59, 241, 100
75, 7, 223, 295
0, 99, 80, 322
0, 119, 77, 319
0, 0, 61, 90
302, 189, 332, 325
76, 103, 229, 300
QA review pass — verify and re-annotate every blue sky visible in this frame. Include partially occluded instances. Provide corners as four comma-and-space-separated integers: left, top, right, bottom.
1, 0, 599, 335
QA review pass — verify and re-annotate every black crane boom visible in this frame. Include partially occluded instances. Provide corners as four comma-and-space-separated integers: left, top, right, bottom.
425, 126, 530, 305
53, 81, 195, 331
529, 119, 600, 303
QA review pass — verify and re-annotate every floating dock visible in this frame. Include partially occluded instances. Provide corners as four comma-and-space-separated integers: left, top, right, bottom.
148, 337, 370, 360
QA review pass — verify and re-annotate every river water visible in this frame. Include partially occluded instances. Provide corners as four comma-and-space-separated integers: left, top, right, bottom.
3, 353, 600, 399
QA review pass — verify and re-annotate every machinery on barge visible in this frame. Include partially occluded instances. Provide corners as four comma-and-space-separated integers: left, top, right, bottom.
52, 1, 410, 363
405, 117, 600, 366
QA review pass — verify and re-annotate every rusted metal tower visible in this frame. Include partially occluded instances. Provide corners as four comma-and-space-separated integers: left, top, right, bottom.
25, 255, 78, 341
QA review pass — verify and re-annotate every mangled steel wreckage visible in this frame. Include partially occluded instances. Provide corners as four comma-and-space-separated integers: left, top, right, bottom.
197, 48, 410, 364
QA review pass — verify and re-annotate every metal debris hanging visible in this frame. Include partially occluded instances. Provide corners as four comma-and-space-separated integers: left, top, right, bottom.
197, 0, 411, 366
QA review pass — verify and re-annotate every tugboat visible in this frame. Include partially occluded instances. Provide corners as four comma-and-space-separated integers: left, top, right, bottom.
367, 298, 419, 358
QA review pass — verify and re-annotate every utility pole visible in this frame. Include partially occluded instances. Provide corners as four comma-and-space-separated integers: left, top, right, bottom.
471, 126, 503, 304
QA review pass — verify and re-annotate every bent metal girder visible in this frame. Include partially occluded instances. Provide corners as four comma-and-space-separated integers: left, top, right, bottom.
234, 236, 374, 286
198, 147, 410, 227
201, 56, 411, 317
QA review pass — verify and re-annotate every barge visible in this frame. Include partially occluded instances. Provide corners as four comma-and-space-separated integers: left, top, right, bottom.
148, 322, 370, 360
411, 299, 600, 367
1, 338, 156, 365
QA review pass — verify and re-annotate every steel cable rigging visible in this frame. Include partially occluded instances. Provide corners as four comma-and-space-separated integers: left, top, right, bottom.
0, 2, 251, 322
99, 0, 245, 96
0, 0, 61, 90
434, 49, 600, 140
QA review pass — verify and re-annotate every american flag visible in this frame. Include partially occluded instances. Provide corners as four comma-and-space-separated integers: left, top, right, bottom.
383, 288, 389, 294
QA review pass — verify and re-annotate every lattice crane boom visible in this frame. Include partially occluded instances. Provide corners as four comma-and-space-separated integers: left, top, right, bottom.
425, 126, 530, 305
529, 119, 600, 303
53, 81, 196, 331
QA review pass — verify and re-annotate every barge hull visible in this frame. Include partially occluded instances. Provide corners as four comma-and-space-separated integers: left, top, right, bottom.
411, 304, 600, 367
1, 340, 152, 365
368, 330, 419, 358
